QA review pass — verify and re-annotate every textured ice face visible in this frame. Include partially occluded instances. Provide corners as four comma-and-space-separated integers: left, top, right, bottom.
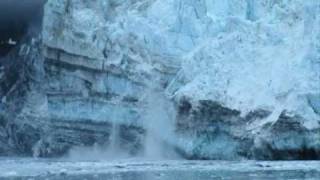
173, 0, 320, 127
1, 0, 318, 159
39, 0, 320, 158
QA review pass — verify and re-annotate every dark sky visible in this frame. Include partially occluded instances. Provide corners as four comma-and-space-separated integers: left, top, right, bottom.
0, 0, 46, 41
0, 0, 46, 56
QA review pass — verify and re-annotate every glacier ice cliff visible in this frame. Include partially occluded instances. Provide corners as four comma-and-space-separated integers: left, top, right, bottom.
0, 0, 319, 160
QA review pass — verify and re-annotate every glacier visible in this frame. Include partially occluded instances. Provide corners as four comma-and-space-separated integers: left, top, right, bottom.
0, 0, 319, 160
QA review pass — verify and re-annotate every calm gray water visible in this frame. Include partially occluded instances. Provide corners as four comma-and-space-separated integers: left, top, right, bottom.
0, 158, 319, 179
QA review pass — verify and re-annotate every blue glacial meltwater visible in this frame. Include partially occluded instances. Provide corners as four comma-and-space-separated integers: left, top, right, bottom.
0, 158, 319, 180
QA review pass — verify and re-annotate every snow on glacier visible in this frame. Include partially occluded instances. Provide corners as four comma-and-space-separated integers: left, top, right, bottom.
61, 0, 319, 125
38, 0, 320, 159
99, 0, 320, 128
171, 0, 320, 129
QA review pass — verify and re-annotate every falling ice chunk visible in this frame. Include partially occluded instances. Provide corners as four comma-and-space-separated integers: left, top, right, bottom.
8, 38, 17, 45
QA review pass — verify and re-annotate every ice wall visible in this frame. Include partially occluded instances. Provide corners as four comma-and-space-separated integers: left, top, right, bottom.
0, 0, 319, 159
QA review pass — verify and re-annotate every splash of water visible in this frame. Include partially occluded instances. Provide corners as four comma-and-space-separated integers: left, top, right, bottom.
141, 86, 180, 160
108, 116, 121, 154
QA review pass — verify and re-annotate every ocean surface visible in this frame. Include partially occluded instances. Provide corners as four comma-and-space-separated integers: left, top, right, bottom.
0, 158, 319, 179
